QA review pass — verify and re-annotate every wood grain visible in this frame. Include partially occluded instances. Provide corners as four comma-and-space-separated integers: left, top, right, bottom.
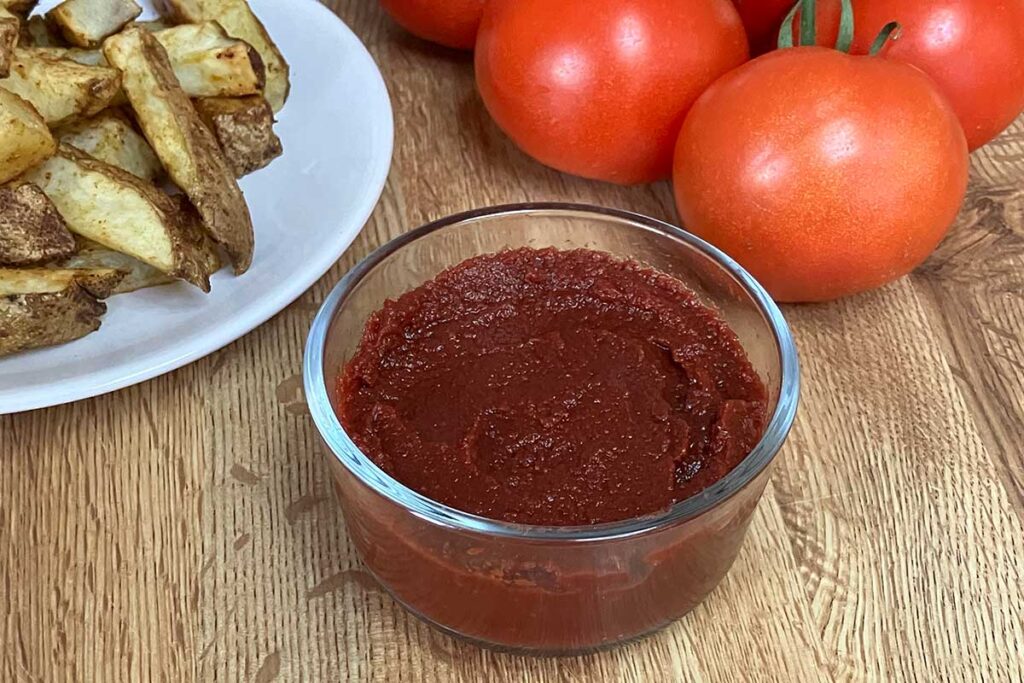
3, 2, 1023, 680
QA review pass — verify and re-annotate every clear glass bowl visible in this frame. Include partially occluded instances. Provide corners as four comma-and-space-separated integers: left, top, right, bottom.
304, 204, 799, 653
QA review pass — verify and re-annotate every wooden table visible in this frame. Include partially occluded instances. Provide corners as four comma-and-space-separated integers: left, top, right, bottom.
4, 3, 1023, 680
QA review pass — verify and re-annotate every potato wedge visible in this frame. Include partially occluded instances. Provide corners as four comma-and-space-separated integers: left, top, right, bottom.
0, 266, 121, 355
104, 28, 253, 273
47, 0, 142, 48
158, 0, 289, 111
194, 95, 280, 177
0, 182, 76, 265
24, 144, 220, 291
0, 87, 55, 183
154, 21, 264, 98
1, 47, 121, 126
19, 15, 64, 47
57, 236, 174, 294
58, 110, 162, 181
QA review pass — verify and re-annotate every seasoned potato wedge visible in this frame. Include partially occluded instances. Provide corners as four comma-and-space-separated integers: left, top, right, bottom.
47, 0, 142, 48
58, 110, 162, 181
0, 182, 75, 265
24, 144, 220, 291
19, 15, 64, 47
0, 87, 55, 183
154, 21, 264, 98
58, 236, 174, 294
104, 28, 253, 273
194, 95, 280, 177
158, 0, 289, 111
0, 266, 121, 355
0, 47, 121, 126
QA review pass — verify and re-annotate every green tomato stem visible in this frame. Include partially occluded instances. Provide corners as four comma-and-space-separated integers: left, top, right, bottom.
869, 21, 902, 55
835, 0, 855, 52
778, 0, 855, 52
799, 0, 817, 47
778, 1, 800, 49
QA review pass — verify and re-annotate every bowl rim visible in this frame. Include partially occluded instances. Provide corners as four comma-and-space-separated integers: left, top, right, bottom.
303, 202, 800, 542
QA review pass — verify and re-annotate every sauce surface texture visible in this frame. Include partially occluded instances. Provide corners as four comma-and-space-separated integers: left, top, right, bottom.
337, 248, 767, 525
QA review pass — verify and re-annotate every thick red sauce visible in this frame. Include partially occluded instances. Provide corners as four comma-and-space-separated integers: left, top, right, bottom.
337, 247, 767, 526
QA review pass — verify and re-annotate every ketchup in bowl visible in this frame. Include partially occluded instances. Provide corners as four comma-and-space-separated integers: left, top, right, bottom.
305, 205, 798, 652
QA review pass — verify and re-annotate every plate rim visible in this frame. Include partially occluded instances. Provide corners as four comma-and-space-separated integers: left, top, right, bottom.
0, 0, 394, 415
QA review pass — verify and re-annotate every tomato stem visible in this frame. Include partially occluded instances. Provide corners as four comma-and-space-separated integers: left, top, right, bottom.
835, 0, 854, 52
799, 0, 817, 47
869, 21, 901, 55
778, 1, 800, 49
778, 0, 854, 52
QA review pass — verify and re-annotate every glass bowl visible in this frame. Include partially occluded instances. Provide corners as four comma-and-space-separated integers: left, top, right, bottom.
304, 203, 799, 653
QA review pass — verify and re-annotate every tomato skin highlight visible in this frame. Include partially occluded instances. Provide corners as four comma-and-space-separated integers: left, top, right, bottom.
475, 0, 749, 185
673, 47, 969, 303
789, 0, 1024, 151
379, 0, 484, 50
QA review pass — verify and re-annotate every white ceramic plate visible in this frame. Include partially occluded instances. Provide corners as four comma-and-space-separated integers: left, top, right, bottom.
0, 0, 393, 414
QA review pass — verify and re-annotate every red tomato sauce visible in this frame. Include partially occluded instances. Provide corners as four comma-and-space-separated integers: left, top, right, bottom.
337, 247, 766, 526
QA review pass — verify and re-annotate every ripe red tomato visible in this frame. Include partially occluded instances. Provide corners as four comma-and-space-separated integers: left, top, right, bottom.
731, 0, 800, 54
673, 47, 969, 302
790, 0, 1024, 151
475, 0, 748, 184
379, 0, 484, 50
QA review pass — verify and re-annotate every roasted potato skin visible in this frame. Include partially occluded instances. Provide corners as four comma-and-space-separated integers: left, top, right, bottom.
195, 95, 281, 177
104, 27, 254, 273
0, 87, 56, 184
0, 266, 123, 356
0, 285, 105, 354
167, 193, 222, 279
0, 182, 76, 265
1, 47, 122, 126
